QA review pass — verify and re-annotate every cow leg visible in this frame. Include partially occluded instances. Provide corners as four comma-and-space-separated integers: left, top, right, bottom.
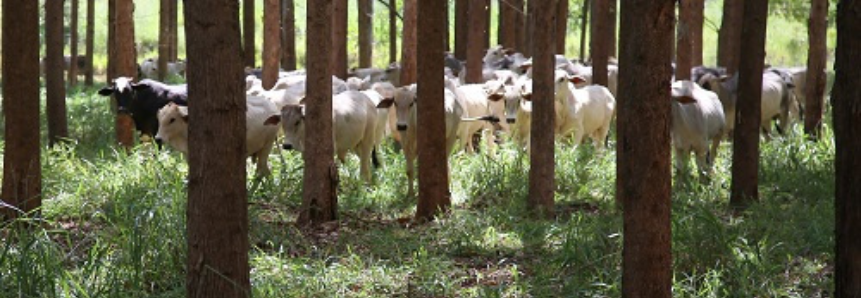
674, 147, 688, 177
371, 147, 381, 169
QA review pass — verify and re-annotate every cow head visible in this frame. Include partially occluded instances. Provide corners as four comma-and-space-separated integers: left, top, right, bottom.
154, 102, 189, 153
375, 86, 415, 132
671, 80, 699, 105
98, 77, 137, 114
280, 104, 306, 152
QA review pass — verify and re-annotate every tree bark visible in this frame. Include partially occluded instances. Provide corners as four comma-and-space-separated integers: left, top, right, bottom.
608, 0, 616, 57
556, 0, 568, 55
169, 0, 178, 61
484, 0, 491, 49
263, 0, 281, 89
513, 0, 525, 52
690, 0, 704, 66
68, 0, 80, 85
107, 0, 116, 83
466, 0, 488, 84
85, 0, 95, 85
579, 0, 590, 61
300, 0, 338, 224
834, 1, 861, 296
527, 0, 556, 218
455, 0, 469, 59
500, 0, 517, 49
523, 0, 534, 56
331, 0, 348, 79
591, 0, 610, 86
46, 0, 69, 146
358, 0, 373, 68
803, 0, 828, 138
617, 0, 674, 296
116, 0, 136, 149
184, 0, 250, 296
729, 0, 769, 209
243, 0, 255, 67
281, 0, 297, 70
415, 0, 450, 221
676, 0, 694, 80
389, 0, 398, 63
1, 0, 41, 220
159, 0, 170, 80
400, 0, 418, 85
717, 0, 743, 74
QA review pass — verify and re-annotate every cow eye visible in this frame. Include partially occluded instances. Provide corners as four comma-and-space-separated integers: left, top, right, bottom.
169, 118, 175, 124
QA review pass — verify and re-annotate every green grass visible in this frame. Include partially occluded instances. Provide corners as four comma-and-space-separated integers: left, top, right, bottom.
0, 86, 835, 297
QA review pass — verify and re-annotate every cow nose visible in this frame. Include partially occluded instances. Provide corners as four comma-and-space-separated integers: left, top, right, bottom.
283, 143, 294, 150
154, 137, 163, 146
506, 118, 516, 124
396, 124, 407, 131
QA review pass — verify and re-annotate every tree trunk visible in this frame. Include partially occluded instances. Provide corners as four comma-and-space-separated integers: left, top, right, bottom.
46, 0, 69, 146
484, 0, 491, 49
834, 1, 861, 296
358, 0, 373, 68
68, 0, 79, 85
415, 0, 450, 221
331, 0, 348, 79
729, 0, 768, 209
159, 0, 170, 80
169, 0, 178, 61
1, 0, 41, 221
717, 0, 743, 74
389, 0, 398, 63
85, 0, 95, 85
445, 1, 450, 52
243, 0, 255, 67
676, 0, 694, 80
281, 0, 296, 70
107, 0, 116, 83
184, 0, 250, 296
263, 0, 281, 89
608, 0, 616, 57
690, 0, 704, 66
455, 0, 468, 59
513, 0, 525, 52
617, 0, 673, 296
300, 0, 338, 225
804, 0, 828, 138
523, 0, 534, 56
556, 0, 568, 55
466, 0, 488, 84
400, 0, 418, 85
579, 0, 589, 61
527, 0, 556, 218
500, 0, 516, 49
591, 0, 610, 86
116, 0, 136, 149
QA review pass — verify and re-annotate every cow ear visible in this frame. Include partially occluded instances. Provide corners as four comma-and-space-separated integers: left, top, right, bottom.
503, 48, 516, 55
674, 96, 697, 104
131, 82, 146, 91
519, 64, 532, 72
569, 75, 587, 85
97, 86, 115, 96
377, 98, 395, 109
178, 106, 189, 122
719, 75, 732, 82
487, 92, 504, 102
298, 97, 306, 105
264, 115, 281, 126
521, 93, 532, 101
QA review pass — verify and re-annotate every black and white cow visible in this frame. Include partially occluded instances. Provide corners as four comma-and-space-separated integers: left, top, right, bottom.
97, 77, 189, 141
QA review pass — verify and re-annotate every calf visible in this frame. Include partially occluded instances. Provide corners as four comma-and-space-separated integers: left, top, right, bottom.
154, 96, 281, 177
554, 71, 616, 149
281, 91, 379, 184
97, 77, 189, 140
670, 80, 726, 177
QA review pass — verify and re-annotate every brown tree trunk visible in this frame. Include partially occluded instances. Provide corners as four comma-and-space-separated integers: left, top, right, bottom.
415, 0, 450, 221
608, 0, 616, 57
591, 0, 610, 86
159, 0, 170, 80
243, 0, 255, 67
68, 0, 79, 85
300, 0, 338, 224
579, 0, 590, 61
1, 0, 41, 220
484, 0, 491, 49
400, 0, 418, 85
527, 0, 556, 218
358, 0, 373, 68
804, 0, 828, 138
116, 0, 136, 149
523, 0, 534, 56
691, 0, 704, 66
717, 0, 743, 74
513, 0, 525, 52
85, 0, 95, 85
184, 0, 250, 296
455, 0, 469, 59
107, 0, 116, 83
331, 0, 348, 79
676, 0, 694, 80
556, 0, 568, 55
263, 0, 281, 89
389, 0, 398, 63
617, 0, 673, 296
834, 1, 861, 296
500, 0, 516, 49
46, 0, 69, 146
729, 0, 768, 209
169, 0, 178, 61
466, 0, 488, 84
281, 0, 296, 70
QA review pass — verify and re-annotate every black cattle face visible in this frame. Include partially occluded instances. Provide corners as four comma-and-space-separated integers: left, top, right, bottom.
98, 77, 137, 114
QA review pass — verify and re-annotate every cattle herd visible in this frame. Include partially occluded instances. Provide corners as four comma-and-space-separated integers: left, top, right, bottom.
97, 45, 817, 191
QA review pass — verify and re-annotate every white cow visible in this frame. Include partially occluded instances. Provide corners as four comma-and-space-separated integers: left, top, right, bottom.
454, 84, 506, 153
701, 71, 793, 139
554, 71, 616, 149
280, 91, 379, 183
140, 58, 186, 79
154, 96, 281, 176
670, 80, 726, 177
